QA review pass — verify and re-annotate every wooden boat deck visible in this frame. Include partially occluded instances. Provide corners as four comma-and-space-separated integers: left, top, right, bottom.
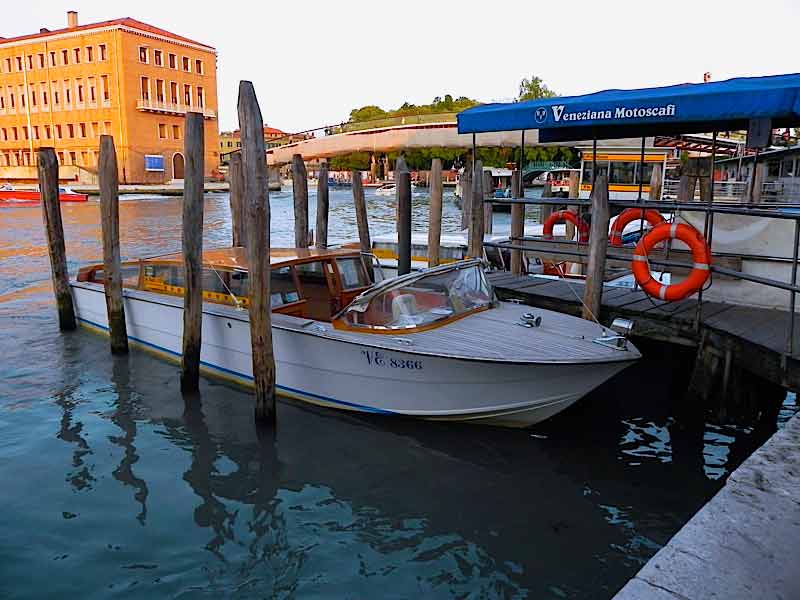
487, 271, 800, 389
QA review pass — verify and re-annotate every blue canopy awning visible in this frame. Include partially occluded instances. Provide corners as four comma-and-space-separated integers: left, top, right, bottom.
457, 73, 800, 143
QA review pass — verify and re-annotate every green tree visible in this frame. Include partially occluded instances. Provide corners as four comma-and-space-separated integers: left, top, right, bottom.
518, 75, 557, 101
349, 105, 387, 122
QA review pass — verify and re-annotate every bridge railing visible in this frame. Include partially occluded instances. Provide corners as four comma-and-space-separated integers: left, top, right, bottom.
332, 113, 459, 135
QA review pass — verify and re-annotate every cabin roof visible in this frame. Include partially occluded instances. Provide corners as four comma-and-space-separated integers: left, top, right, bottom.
152, 247, 359, 270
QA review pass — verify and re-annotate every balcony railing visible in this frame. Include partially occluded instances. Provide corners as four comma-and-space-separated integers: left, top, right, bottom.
136, 98, 216, 119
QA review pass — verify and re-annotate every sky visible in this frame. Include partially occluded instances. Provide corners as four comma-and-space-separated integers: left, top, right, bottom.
8, 1, 800, 133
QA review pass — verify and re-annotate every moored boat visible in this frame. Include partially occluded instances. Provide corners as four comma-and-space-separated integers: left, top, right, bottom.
70, 248, 640, 427
0, 185, 89, 206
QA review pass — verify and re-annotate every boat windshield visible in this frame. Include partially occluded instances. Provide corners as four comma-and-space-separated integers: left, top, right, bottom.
333, 260, 494, 332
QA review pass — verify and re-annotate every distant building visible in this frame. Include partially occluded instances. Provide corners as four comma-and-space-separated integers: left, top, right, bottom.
0, 11, 219, 183
219, 125, 309, 163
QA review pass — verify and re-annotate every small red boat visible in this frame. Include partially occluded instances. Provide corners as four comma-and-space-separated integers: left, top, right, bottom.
0, 186, 89, 207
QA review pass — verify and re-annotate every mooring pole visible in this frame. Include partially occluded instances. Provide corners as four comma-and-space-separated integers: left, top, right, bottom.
460, 154, 473, 230
482, 168, 493, 234
510, 169, 524, 274
98, 135, 128, 354
229, 152, 246, 248
316, 161, 329, 248
239, 81, 276, 424
468, 160, 485, 258
582, 174, 609, 321
540, 179, 553, 224
38, 147, 76, 331
180, 112, 205, 393
291, 153, 309, 248
427, 158, 443, 267
397, 162, 412, 275
788, 219, 799, 356
352, 171, 373, 280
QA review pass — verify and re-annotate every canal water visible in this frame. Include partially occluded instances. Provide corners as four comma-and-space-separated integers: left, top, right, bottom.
0, 188, 796, 599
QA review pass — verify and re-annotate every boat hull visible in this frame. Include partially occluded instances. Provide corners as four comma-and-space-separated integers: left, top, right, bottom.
0, 190, 88, 206
70, 283, 635, 427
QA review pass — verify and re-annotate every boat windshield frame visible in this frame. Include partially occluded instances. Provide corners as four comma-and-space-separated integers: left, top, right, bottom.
332, 259, 496, 334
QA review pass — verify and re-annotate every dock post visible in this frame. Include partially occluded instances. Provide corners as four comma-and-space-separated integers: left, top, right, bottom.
397, 162, 412, 275
482, 169, 493, 234
510, 170, 524, 274
582, 174, 609, 321
540, 181, 554, 224
98, 135, 128, 354
467, 160, 485, 258
180, 112, 205, 393
352, 171, 373, 279
38, 147, 76, 331
316, 161, 329, 248
229, 152, 247, 248
460, 155, 472, 230
752, 163, 766, 204
239, 80, 276, 424
648, 162, 663, 201
565, 171, 580, 240
427, 158, 443, 267
291, 154, 309, 248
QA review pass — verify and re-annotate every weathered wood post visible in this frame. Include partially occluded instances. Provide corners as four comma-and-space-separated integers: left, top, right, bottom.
229, 152, 247, 247
648, 162, 663, 201
98, 135, 128, 354
678, 174, 694, 202
239, 80, 276, 424
467, 160, 485, 258
752, 163, 766, 204
291, 154, 309, 247
566, 170, 580, 240
316, 161, 329, 248
582, 174, 610, 321
460, 155, 472, 230
482, 169, 493, 234
510, 169, 524, 274
180, 112, 205, 393
427, 158, 443, 267
38, 147, 76, 331
352, 170, 373, 279
397, 162, 412, 275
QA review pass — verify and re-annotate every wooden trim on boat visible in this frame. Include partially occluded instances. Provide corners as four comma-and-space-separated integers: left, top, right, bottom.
330, 304, 491, 335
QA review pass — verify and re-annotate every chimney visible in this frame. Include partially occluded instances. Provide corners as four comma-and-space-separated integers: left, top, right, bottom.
67, 11, 78, 29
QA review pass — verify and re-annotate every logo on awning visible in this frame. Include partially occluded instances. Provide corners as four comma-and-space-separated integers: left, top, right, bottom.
534, 107, 547, 123
548, 104, 676, 124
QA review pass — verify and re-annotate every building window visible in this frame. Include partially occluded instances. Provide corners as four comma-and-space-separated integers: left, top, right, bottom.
55, 124, 62, 139
57, 151, 65, 164
183, 84, 191, 106
0, 96, 4, 110
158, 123, 167, 139
49, 51, 56, 67
76, 79, 84, 103
11, 127, 17, 140
73, 48, 81, 64
156, 79, 164, 102
168, 53, 176, 69
169, 82, 178, 104
104, 121, 112, 134
79, 123, 86, 138
69, 151, 77, 165
4, 58, 10, 72
42, 88, 48, 106
196, 87, 204, 108
33, 125, 39, 140
22, 126, 28, 140
172, 125, 181, 140
141, 77, 150, 101
31, 89, 37, 106
99, 44, 107, 61
26, 55, 33, 70
67, 124, 74, 138
44, 125, 51, 139
61, 49, 68, 65
8, 90, 14, 109
195, 59, 203, 75
91, 122, 98, 137
88, 78, 96, 103
0, 128, 5, 141
64, 81, 71, 104
15, 56, 22, 71
53, 84, 60, 105
101, 75, 109, 101
154, 49, 163, 66
182, 56, 190, 72
37, 53, 45, 69
145, 155, 164, 171
139, 46, 149, 63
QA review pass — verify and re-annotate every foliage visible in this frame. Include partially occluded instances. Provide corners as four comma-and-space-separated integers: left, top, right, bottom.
348, 105, 387, 123
518, 75, 557, 101
329, 152, 372, 171
347, 95, 479, 124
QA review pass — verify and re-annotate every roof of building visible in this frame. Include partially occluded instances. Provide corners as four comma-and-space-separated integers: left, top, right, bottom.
0, 17, 215, 51
153, 247, 360, 269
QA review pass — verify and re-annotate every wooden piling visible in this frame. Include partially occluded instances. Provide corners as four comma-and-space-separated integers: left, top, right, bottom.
352, 171, 373, 279
316, 161, 329, 248
180, 112, 205, 393
460, 155, 472, 230
229, 152, 247, 247
510, 170, 524, 275
238, 80, 276, 424
649, 162, 663, 201
678, 174, 694, 202
582, 174, 609, 321
752, 163, 766, 204
38, 147, 76, 331
565, 171, 580, 241
427, 158, 443, 267
291, 154, 309, 248
397, 164, 412, 275
98, 135, 128, 354
482, 169, 493, 234
467, 160, 485, 258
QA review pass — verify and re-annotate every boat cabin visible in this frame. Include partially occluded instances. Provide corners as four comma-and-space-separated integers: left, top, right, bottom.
76, 247, 373, 322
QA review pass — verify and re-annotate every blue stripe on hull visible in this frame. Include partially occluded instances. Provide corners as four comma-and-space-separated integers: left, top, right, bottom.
77, 316, 394, 415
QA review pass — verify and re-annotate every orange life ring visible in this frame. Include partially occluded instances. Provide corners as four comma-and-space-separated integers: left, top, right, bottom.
632, 223, 711, 301
609, 208, 665, 246
543, 210, 590, 242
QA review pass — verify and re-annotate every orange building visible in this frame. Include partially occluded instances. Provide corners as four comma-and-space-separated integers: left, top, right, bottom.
0, 11, 219, 184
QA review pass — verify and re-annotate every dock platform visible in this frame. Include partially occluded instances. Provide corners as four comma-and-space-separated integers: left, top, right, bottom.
487, 272, 800, 392
611, 412, 800, 599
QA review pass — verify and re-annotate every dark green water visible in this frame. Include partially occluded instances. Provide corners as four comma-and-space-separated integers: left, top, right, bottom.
0, 189, 796, 599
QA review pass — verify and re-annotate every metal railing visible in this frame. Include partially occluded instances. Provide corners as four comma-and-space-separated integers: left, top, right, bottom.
662, 178, 800, 205
136, 98, 216, 119
483, 193, 800, 358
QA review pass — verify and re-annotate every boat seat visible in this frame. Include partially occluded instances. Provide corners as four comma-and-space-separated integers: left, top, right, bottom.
391, 293, 423, 327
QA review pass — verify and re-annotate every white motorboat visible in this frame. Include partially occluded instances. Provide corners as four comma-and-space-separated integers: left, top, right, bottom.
375, 183, 396, 196
70, 248, 640, 427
